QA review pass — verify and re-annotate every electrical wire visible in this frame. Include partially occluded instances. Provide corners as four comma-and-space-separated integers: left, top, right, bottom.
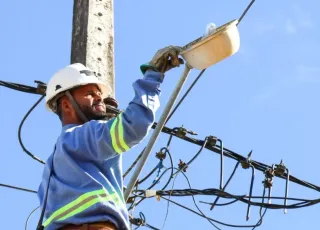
179, 169, 221, 230
2, 2, 319, 229
0, 80, 45, 95
0, 183, 37, 194
2, 95, 320, 229
128, 131, 176, 211
18, 95, 46, 164
165, 69, 206, 124
25, 206, 39, 230
128, 148, 175, 211
210, 162, 240, 210
132, 165, 275, 229
160, 168, 178, 230
155, 128, 320, 192
238, 0, 256, 25
143, 188, 320, 209
172, 137, 208, 177
130, 212, 160, 230
124, 148, 145, 178
3, 179, 318, 229
160, 196, 262, 228
124, 126, 320, 229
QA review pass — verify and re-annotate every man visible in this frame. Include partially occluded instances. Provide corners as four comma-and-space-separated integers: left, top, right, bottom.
37, 46, 184, 230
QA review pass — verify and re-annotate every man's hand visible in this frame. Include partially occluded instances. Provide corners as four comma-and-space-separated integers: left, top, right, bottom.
140, 46, 185, 75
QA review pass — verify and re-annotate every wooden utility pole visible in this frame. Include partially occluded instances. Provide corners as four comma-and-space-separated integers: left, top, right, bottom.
71, 0, 115, 96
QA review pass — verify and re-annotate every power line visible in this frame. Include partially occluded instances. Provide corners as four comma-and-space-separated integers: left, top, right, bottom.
18, 95, 46, 164
2, 76, 320, 228
0, 183, 37, 194
3, 1, 320, 229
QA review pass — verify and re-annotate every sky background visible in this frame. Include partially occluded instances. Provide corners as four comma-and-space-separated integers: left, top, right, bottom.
1, 0, 320, 229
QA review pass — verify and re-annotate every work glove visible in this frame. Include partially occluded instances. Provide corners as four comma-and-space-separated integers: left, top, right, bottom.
104, 97, 120, 119
140, 46, 184, 75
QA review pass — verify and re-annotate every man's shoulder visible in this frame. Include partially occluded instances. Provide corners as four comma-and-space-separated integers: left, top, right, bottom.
62, 120, 109, 133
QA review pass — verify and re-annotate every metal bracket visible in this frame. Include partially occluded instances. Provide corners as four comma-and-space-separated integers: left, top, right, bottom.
155, 150, 167, 160
34, 80, 47, 95
178, 159, 188, 173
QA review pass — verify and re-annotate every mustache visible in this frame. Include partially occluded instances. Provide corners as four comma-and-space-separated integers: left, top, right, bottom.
92, 102, 105, 107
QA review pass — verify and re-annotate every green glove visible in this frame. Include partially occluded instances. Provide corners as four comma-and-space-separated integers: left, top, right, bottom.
140, 46, 184, 75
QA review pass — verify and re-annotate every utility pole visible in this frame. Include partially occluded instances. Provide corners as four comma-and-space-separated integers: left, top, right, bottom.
71, 0, 115, 97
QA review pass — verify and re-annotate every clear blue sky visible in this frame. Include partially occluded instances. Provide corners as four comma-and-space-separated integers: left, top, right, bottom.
1, 0, 320, 229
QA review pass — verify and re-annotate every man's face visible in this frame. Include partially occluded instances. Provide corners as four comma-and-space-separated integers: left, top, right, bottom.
71, 84, 109, 121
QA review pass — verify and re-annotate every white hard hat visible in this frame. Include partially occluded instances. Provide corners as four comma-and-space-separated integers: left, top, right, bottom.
45, 63, 111, 112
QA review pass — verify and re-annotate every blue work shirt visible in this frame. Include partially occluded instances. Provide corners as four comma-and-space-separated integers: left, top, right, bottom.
37, 70, 164, 230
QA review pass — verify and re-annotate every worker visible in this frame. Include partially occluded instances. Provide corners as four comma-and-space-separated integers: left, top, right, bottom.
37, 46, 184, 230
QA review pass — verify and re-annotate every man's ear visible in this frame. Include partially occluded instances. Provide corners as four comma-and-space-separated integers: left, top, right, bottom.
60, 97, 73, 115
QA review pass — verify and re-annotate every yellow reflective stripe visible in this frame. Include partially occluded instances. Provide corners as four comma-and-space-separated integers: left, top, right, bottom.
110, 113, 130, 154
58, 193, 119, 221
43, 189, 104, 227
110, 117, 122, 154
113, 189, 126, 209
109, 193, 126, 212
43, 189, 124, 227
118, 114, 129, 151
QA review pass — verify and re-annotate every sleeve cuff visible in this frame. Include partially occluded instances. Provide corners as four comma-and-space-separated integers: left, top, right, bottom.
143, 70, 164, 83
140, 63, 159, 75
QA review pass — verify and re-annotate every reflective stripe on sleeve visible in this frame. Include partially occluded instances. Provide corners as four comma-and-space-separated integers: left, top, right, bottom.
110, 113, 130, 154
118, 114, 130, 151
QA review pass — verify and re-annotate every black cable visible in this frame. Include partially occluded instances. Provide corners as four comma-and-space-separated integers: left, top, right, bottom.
0, 183, 37, 194
165, 134, 174, 148
140, 149, 174, 190
145, 224, 160, 230
124, 148, 145, 178
172, 137, 208, 177
158, 148, 174, 191
6, 81, 319, 193
152, 188, 320, 209
127, 129, 320, 228
128, 168, 172, 211
18, 95, 46, 164
125, 127, 173, 181
25, 206, 39, 230
155, 127, 320, 192
138, 154, 173, 189
3, 179, 317, 228
238, 0, 256, 25
0, 80, 44, 95
138, 146, 175, 186
137, 166, 158, 185
125, 129, 173, 182
160, 196, 263, 228
179, 170, 221, 230
244, 196, 315, 202
200, 199, 239, 206
239, 198, 319, 209
165, 69, 206, 124
131, 212, 160, 230
36, 145, 57, 230
252, 208, 267, 230
201, 196, 316, 204
210, 162, 240, 209
128, 167, 173, 211
161, 166, 179, 230
128, 149, 174, 211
